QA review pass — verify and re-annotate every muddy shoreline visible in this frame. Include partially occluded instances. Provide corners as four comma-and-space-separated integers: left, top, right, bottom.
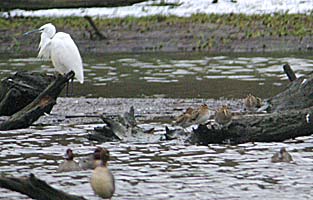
32, 97, 242, 126
2, 14, 313, 55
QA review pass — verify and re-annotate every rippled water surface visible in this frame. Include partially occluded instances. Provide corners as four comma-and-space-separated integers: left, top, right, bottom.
1, 126, 313, 200
2, 52, 313, 98
0, 53, 313, 199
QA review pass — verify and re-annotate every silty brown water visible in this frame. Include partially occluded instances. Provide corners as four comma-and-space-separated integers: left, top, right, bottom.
0, 53, 313, 199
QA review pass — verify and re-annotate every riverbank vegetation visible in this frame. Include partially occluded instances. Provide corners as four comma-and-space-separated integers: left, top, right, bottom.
1, 13, 313, 54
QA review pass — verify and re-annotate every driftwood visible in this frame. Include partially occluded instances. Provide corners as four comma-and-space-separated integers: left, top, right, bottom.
190, 64, 313, 145
0, 71, 74, 130
0, 71, 55, 116
0, 173, 86, 200
190, 108, 313, 145
1, 0, 148, 10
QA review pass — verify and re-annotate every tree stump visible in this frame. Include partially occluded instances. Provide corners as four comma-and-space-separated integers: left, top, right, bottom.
0, 71, 74, 131
0, 71, 55, 116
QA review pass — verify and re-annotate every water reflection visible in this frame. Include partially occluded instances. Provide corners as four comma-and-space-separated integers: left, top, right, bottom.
2, 53, 313, 98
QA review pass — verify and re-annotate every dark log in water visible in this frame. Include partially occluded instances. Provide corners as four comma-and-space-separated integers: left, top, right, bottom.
269, 70, 313, 112
0, 72, 55, 116
0, 173, 86, 200
190, 108, 313, 145
0, 71, 74, 131
1, 0, 148, 10
190, 64, 313, 145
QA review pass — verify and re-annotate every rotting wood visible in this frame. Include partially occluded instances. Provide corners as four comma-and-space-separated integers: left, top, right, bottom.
0, 173, 86, 200
0, 71, 55, 116
283, 63, 297, 82
190, 64, 313, 145
189, 108, 313, 145
0, 71, 74, 131
269, 65, 313, 112
1, 0, 148, 10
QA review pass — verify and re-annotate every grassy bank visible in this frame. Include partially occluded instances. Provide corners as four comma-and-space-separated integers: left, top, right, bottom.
1, 13, 313, 54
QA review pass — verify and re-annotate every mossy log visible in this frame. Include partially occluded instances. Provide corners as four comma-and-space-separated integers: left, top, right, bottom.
190, 64, 313, 145
1, 0, 148, 10
0, 71, 55, 116
0, 173, 86, 200
0, 71, 74, 131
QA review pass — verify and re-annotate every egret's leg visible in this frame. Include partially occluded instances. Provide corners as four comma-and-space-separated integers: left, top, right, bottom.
66, 81, 69, 97
70, 77, 74, 96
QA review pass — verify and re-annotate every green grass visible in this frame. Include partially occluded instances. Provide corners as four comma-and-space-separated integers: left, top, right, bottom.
1, 13, 313, 38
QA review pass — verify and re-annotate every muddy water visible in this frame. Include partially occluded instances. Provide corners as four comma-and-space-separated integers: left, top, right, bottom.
0, 53, 313, 199
0, 125, 313, 200
2, 52, 313, 98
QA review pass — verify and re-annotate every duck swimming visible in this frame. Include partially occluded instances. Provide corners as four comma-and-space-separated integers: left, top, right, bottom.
90, 147, 115, 199
271, 147, 293, 163
57, 148, 81, 172
79, 146, 102, 170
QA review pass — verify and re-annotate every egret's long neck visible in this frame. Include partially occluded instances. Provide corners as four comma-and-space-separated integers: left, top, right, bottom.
39, 32, 52, 50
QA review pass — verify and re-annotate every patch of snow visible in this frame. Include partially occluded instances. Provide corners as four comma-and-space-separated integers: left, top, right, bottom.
2, 0, 313, 18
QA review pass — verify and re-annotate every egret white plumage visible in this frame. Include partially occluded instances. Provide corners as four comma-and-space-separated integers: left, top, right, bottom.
24, 23, 84, 95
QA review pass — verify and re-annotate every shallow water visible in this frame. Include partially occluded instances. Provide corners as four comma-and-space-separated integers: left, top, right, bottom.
2, 52, 313, 98
0, 53, 313, 199
0, 125, 313, 200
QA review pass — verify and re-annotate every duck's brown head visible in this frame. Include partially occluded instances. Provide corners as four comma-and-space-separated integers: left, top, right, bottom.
100, 148, 110, 166
64, 148, 74, 161
94, 146, 103, 160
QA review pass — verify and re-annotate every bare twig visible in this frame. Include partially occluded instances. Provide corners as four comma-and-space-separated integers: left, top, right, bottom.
84, 16, 107, 40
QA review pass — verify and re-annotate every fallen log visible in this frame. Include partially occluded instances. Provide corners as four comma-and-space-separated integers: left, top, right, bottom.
1, 0, 148, 10
0, 173, 86, 200
0, 71, 55, 116
190, 108, 313, 145
0, 71, 74, 130
269, 65, 313, 112
190, 64, 313, 145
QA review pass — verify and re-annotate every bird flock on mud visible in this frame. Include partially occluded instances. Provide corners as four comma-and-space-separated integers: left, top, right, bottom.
23, 23, 294, 199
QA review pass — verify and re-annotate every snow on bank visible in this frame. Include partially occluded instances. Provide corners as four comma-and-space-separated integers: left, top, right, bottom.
2, 0, 313, 18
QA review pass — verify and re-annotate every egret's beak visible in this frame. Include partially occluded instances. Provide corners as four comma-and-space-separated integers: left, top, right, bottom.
23, 29, 41, 36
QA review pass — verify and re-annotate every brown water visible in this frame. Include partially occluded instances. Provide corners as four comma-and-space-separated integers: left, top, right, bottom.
2, 52, 311, 98
0, 53, 313, 199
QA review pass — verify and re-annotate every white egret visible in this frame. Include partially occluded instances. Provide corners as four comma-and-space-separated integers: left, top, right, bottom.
24, 23, 84, 95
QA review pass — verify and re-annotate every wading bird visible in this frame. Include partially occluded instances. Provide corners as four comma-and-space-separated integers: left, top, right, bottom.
214, 105, 232, 128
24, 23, 84, 96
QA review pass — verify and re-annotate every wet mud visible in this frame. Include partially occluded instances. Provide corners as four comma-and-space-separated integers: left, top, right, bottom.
35, 97, 243, 126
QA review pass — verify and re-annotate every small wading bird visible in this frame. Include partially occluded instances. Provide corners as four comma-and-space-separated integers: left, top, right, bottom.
214, 105, 232, 128
175, 107, 194, 127
91, 148, 115, 199
24, 23, 84, 96
243, 94, 262, 112
191, 104, 214, 125
57, 148, 82, 172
